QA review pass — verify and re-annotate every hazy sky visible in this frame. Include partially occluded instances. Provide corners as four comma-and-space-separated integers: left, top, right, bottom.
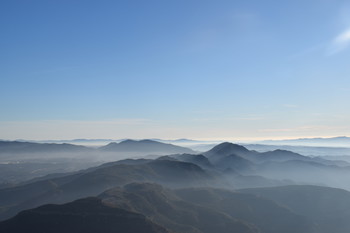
1, 0, 350, 141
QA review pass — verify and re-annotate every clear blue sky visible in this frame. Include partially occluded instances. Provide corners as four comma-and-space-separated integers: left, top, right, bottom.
1, 0, 350, 140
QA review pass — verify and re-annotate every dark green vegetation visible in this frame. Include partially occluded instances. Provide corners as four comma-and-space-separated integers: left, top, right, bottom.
1, 141, 350, 232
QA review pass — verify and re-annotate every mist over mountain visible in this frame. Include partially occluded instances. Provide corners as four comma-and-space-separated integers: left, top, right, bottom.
0, 158, 217, 221
4, 182, 350, 233
240, 185, 350, 233
4, 0, 350, 231
0, 141, 91, 154
99, 139, 194, 154
244, 143, 350, 157
0, 139, 196, 184
1, 141, 350, 232
258, 136, 350, 147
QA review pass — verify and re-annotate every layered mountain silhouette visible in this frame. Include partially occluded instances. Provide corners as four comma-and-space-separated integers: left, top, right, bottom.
0, 139, 194, 155
0, 159, 216, 221
1, 141, 350, 232
4, 182, 350, 233
0, 140, 197, 183
0, 141, 90, 154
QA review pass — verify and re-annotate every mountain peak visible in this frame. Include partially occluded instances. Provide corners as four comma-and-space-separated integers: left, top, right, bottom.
207, 142, 250, 155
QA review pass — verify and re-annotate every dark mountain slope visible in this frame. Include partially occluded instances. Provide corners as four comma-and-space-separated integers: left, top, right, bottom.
175, 187, 316, 233
0, 197, 170, 233
0, 160, 216, 221
164, 154, 213, 169
100, 183, 257, 233
240, 185, 350, 233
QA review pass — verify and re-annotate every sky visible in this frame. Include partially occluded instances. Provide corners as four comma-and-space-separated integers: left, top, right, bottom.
1, 0, 350, 141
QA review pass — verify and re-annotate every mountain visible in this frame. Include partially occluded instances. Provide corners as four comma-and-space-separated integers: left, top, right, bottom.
253, 159, 350, 189
0, 139, 195, 156
0, 159, 216, 220
4, 182, 350, 233
203, 143, 256, 173
201, 142, 350, 190
0, 197, 170, 233
256, 149, 310, 162
204, 142, 254, 159
100, 183, 257, 233
0, 140, 197, 184
99, 139, 195, 154
244, 143, 350, 157
2, 141, 350, 223
0, 141, 91, 154
175, 186, 316, 233
240, 185, 350, 233
158, 153, 213, 169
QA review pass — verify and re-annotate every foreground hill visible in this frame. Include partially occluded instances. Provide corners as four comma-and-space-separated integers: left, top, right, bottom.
0, 197, 170, 233
0, 159, 216, 220
7, 183, 350, 233
240, 185, 350, 233
100, 183, 315, 233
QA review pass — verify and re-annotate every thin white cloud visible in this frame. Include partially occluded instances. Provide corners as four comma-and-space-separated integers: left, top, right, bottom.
328, 28, 350, 55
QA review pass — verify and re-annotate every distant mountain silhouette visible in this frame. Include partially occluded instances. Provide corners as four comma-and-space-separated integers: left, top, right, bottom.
0, 141, 91, 154
204, 142, 254, 159
99, 139, 195, 154
0, 139, 195, 155
0, 197, 170, 233
256, 149, 309, 162
2, 141, 350, 229
259, 136, 350, 147
203, 143, 256, 172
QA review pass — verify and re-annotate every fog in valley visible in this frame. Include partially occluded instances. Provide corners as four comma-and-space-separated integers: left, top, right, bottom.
1, 139, 350, 233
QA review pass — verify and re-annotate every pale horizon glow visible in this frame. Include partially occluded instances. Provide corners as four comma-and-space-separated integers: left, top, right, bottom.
0, 119, 348, 142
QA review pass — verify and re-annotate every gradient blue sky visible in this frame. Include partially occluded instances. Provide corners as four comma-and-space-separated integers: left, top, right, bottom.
1, 0, 350, 141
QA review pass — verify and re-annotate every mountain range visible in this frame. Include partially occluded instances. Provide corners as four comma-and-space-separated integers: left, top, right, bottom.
1, 141, 350, 232
0, 139, 194, 155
